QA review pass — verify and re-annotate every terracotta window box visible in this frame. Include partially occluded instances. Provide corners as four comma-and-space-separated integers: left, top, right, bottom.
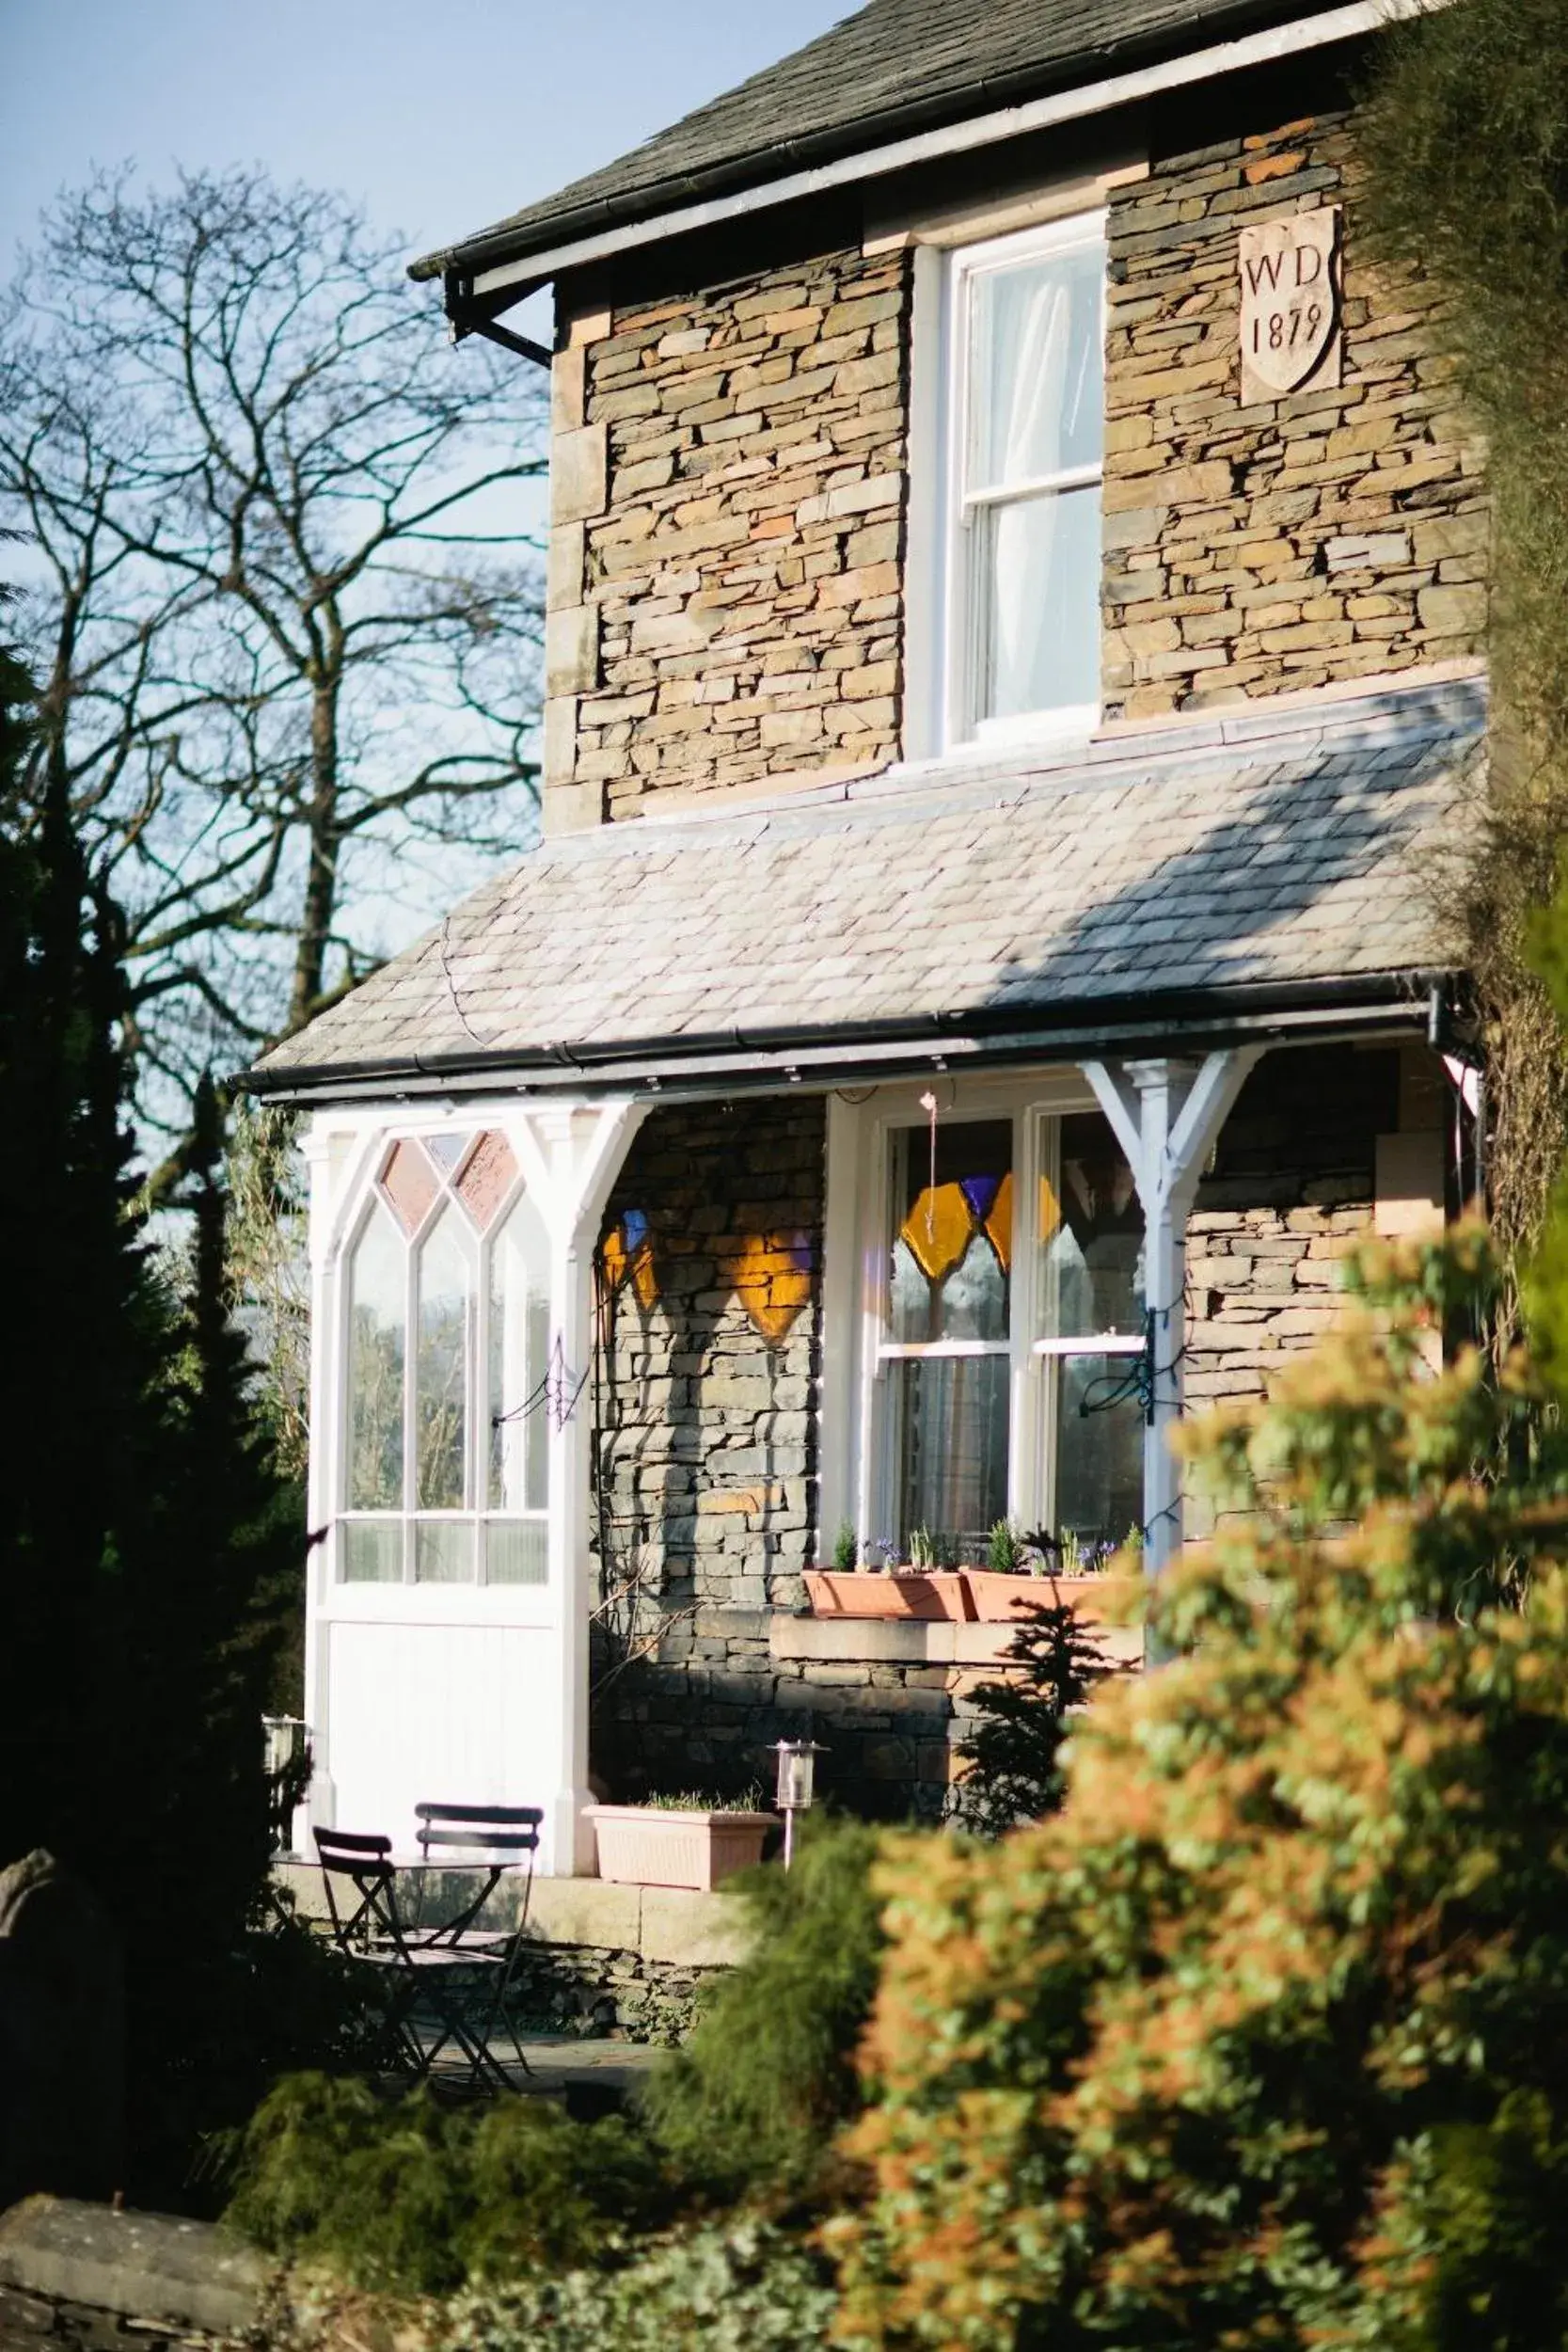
803, 1569, 974, 1622
964, 1571, 1145, 1624
584, 1804, 777, 1891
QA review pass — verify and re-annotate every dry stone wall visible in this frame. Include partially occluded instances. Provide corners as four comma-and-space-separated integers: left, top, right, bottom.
593, 1092, 822, 1623
1102, 108, 1488, 720
545, 249, 910, 830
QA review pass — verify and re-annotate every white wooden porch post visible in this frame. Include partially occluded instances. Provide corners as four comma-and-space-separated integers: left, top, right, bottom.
1085, 1052, 1261, 1581
523, 1098, 649, 1873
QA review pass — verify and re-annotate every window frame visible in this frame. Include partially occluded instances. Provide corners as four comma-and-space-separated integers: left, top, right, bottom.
827, 1074, 1145, 1558
335, 1132, 551, 1591
940, 209, 1108, 753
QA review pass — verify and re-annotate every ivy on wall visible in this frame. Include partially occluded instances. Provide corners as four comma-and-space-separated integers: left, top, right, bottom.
1360, 0, 1568, 1326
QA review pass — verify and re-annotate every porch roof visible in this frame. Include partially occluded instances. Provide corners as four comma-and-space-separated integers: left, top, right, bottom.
247, 670, 1481, 1103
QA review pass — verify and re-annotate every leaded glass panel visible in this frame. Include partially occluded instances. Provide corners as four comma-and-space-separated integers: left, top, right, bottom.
889, 1120, 1012, 1343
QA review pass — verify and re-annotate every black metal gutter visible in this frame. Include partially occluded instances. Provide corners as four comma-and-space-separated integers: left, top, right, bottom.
240, 968, 1456, 1108
408, 0, 1347, 288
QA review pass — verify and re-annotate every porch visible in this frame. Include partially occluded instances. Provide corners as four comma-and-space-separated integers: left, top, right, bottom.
250, 672, 1482, 1872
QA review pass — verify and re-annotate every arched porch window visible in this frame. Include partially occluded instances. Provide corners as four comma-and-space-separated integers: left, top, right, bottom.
340, 1131, 550, 1585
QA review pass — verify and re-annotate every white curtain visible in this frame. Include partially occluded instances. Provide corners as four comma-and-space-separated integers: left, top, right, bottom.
972, 252, 1100, 723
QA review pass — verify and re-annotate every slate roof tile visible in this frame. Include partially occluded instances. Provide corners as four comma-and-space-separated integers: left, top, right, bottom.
251, 675, 1481, 1091
413, 0, 1348, 284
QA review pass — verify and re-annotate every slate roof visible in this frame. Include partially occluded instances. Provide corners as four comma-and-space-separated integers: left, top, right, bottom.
411, 0, 1348, 284
249, 673, 1481, 1098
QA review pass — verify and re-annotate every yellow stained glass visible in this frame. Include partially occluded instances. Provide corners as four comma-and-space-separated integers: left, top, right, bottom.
1038, 1171, 1062, 1246
731, 1231, 812, 1343
602, 1218, 658, 1310
984, 1170, 1015, 1272
899, 1182, 975, 1285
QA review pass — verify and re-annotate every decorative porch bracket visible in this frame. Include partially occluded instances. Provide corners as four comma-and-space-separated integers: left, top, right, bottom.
515, 1098, 649, 1872
1084, 1050, 1262, 1583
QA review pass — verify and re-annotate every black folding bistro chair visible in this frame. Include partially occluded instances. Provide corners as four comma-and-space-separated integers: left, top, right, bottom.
312, 1824, 527, 2093
409, 1803, 543, 2078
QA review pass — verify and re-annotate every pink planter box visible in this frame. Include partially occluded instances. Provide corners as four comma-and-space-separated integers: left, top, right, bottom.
585, 1804, 777, 1890
964, 1572, 1144, 1624
803, 1570, 974, 1621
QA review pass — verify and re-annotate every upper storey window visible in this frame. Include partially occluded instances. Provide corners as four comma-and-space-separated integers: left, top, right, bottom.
946, 214, 1106, 745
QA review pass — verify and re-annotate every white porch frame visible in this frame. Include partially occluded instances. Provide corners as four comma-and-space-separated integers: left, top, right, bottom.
822, 1053, 1261, 1580
1084, 1052, 1262, 1577
302, 1092, 647, 1875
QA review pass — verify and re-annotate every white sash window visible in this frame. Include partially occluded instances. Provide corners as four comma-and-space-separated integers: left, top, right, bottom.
942, 213, 1107, 747
829, 1082, 1146, 1564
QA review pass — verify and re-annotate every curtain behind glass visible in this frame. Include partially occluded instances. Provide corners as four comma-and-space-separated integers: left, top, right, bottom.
968, 238, 1103, 724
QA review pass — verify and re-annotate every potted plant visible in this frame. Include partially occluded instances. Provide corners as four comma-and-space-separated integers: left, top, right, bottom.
585, 1788, 777, 1890
965, 1523, 1146, 1624
804, 1525, 974, 1622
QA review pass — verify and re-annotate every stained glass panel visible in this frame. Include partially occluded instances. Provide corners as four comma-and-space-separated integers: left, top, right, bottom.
890, 1120, 1012, 1343
457, 1131, 518, 1232
426, 1133, 469, 1174
379, 1137, 439, 1236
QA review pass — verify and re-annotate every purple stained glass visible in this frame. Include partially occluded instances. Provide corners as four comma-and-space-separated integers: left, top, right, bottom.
958, 1172, 1002, 1222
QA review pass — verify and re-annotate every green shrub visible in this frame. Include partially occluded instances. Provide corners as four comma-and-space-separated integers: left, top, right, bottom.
228, 2073, 670, 2294
947, 1593, 1117, 1836
642, 1816, 885, 2201
1359, 0, 1568, 1292
831, 1232, 1568, 2348
444, 2219, 835, 2351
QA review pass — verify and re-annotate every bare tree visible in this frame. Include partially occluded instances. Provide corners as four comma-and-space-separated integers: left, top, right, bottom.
1, 167, 546, 1170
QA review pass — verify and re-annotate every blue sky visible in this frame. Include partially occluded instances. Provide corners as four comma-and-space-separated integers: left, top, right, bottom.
2, 3, 856, 971
3, 2, 853, 312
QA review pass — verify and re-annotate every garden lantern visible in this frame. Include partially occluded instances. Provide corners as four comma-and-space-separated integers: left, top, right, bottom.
773, 1737, 824, 1868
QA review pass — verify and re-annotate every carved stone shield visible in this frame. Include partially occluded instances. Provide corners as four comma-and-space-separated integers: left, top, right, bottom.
1238, 207, 1341, 402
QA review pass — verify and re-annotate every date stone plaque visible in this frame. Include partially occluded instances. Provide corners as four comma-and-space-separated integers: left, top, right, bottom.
1239, 206, 1341, 404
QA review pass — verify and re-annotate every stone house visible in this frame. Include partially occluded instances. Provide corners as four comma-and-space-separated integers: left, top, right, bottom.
249, 0, 1487, 1870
